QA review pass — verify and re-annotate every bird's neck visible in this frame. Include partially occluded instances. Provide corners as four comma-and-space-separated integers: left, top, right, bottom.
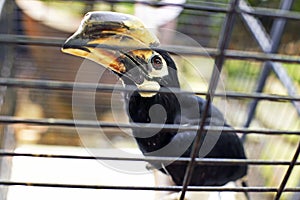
125, 90, 180, 152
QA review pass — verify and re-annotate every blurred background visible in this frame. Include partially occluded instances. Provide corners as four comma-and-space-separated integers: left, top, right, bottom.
0, 0, 299, 200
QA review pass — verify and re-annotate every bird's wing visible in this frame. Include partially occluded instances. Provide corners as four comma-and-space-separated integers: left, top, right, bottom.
159, 95, 248, 186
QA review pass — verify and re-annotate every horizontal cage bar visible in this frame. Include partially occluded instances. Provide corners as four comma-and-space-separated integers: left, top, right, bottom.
0, 116, 299, 135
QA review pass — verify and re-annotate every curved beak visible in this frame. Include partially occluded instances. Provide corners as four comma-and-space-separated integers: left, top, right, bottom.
62, 11, 160, 75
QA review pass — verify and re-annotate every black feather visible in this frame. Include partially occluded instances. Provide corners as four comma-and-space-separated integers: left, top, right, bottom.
123, 50, 247, 186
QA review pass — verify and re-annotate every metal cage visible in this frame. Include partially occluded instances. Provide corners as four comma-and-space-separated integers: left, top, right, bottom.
0, 0, 299, 200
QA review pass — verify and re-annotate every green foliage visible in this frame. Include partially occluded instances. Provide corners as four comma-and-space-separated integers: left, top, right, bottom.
248, 0, 300, 11
225, 60, 260, 78
39, 0, 134, 15
223, 60, 261, 92
224, 60, 300, 93
283, 63, 300, 85
248, 0, 279, 7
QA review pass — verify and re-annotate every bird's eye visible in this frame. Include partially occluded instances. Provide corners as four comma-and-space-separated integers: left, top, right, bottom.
151, 55, 163, 70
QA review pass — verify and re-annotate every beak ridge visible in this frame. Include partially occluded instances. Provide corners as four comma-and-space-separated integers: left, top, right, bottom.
62, 37, 90, 52
61, 11, 161, 89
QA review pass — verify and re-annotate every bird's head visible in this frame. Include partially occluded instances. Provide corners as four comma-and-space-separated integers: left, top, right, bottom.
62, 11, 179, 97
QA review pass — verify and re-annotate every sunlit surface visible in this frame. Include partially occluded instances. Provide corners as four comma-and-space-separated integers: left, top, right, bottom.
7, 145, 155, 200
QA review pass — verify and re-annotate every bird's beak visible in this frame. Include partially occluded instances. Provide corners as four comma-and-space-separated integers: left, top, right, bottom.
62, 11, 160, 75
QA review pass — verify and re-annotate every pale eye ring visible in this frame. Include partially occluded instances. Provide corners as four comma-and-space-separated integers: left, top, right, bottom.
151, 55, 163, 70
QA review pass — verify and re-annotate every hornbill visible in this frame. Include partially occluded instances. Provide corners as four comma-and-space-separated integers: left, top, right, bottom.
62, 11, 247, 187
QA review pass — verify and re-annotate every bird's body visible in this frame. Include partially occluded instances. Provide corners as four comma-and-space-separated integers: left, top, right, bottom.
62, 11, 247, 187
124, 50, 247, 186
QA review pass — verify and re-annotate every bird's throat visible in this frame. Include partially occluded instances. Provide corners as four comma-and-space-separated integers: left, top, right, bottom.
126, 91, 180, 152
137, 80, 160, 97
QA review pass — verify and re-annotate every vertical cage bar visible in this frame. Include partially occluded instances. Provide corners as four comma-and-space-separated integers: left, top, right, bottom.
242, 0, 294, 142
179, 0, 239, 199
274, 141, 300, 200
0, 0, 18, 199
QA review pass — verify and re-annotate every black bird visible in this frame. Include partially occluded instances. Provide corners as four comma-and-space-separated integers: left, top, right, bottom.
62, 11, 247, 186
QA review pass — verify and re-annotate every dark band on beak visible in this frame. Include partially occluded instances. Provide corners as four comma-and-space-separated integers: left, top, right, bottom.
63, 44, 91, 53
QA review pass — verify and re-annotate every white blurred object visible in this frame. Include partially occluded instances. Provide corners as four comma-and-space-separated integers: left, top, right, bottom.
16, 0, 81, 32
135, 0, 186, 31
7, 145, 155, 200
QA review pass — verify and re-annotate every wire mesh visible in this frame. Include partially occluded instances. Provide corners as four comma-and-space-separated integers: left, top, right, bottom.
0, 0, 300, 200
